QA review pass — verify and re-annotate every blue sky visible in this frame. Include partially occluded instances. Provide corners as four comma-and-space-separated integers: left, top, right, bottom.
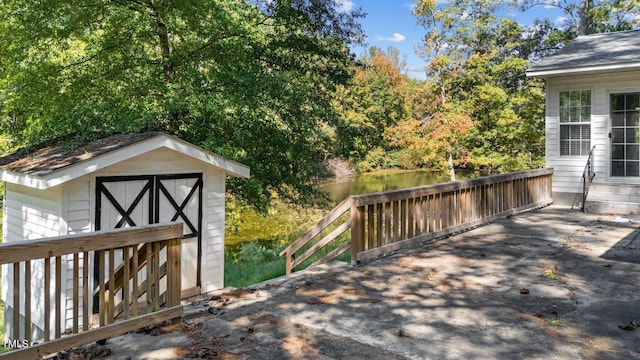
342, 1, 567, 80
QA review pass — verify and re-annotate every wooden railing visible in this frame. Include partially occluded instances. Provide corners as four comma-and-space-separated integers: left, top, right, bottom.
281, 168, 554, 274
0, 223, 183, 360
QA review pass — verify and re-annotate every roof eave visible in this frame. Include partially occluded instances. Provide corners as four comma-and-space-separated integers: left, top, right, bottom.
527, 62, 640, 78
1, 170, 49, 190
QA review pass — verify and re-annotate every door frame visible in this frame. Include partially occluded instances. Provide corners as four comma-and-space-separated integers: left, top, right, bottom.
94, 173, 203, 300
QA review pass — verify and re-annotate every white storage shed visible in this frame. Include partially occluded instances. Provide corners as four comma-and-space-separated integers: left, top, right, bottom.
0, 132, 249, 340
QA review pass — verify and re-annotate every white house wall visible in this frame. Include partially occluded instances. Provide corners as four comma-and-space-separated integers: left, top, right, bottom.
545, 70, 640, 199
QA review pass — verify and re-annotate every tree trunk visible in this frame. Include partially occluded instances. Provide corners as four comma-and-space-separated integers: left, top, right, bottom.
447, 148, 455, 181
579, 0, 594, 35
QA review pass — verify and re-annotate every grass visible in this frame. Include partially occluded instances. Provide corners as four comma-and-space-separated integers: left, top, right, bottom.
224, 234, 352, 288
224, 199, 339, 288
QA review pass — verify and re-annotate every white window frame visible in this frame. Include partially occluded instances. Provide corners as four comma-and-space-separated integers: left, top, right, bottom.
558, 90, 591, 156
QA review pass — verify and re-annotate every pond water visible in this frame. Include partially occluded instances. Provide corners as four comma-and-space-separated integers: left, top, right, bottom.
225, 169, 474, 249
320, 169, 467, 202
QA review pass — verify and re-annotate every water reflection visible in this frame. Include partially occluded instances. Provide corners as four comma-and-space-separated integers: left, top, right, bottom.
321, 170, 470, 202
226, 169, 473, 248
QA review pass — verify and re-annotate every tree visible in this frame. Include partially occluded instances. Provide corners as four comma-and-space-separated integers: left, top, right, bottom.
0, 0, 365, 209
332, 47, 409, 171
514, 0, 640, 36
411, 0, 547, 173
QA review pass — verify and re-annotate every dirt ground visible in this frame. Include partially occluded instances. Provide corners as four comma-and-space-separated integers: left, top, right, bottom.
73, 205, 640, 359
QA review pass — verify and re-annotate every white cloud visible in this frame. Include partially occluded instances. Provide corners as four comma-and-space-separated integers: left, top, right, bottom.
554, 16, 569, 26
335, 0, 354, 13
388, 33, 406, 42
374, 33, 406, 43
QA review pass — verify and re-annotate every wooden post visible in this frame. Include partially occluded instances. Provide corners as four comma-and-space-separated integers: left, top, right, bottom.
384, 202, 391, 245
44, 257, 51, 341
350, 199, 364, 265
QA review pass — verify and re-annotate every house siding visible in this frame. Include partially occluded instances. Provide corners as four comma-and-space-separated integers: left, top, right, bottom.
545, 70, 640, 201
2, 183, 63, 341
203, 169, 226, 293
61, 178, 92, 334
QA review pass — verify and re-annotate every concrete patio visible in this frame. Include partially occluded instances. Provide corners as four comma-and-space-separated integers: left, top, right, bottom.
92, 205, 640, 359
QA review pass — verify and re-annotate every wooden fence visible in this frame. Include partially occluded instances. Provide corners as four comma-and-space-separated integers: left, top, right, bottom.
0, 223, 184, 360
281, 168, 553, 274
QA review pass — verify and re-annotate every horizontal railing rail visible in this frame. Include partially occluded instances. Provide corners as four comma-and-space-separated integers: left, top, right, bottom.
281, 168, 554, 274
0, 223, 184, 360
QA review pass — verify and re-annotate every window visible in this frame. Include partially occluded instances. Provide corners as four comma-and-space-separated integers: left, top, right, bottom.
559, 90, 591, 156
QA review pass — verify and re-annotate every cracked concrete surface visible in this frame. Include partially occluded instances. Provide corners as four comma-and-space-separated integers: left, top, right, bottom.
92, 206, 640, 359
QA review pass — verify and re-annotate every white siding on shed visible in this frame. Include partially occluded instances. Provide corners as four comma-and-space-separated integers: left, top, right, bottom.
2, 183, 64, 341
203, 170, 225, 293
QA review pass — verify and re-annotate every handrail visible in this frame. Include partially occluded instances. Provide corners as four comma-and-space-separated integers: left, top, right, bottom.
580, 146, 596, 212
280, 197, 351, 274
0, 223, 184, 360
280, 168, 554, 274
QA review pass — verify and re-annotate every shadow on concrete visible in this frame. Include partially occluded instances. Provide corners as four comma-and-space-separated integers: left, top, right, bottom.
103, 206, 640, 360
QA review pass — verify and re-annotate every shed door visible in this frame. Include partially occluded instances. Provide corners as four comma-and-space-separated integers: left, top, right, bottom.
95, 174, 203, 294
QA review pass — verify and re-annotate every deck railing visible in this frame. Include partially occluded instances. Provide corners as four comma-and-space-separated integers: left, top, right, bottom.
281, 168, 554, 274
0, 223, 183, 360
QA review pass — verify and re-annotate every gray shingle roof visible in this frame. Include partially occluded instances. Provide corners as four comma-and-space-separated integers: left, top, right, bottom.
0, 132, 163, 176
527, 29, 640, 77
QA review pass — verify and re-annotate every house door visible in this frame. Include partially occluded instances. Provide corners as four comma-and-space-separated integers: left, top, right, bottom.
95, 174, 203, 295
611, 93, 640, 177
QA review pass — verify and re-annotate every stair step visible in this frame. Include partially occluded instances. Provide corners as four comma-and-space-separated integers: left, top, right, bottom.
587, 183, 640, 203
584, 199, 640, 215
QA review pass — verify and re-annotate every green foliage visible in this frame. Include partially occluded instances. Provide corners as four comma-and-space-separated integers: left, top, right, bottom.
0, 0, 364, 210
332, 47, 409, 170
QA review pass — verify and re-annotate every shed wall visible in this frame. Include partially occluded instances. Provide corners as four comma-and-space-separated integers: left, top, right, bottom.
93, 147, 227, 292
545, 70, 640, 200
2, 183, 64, 341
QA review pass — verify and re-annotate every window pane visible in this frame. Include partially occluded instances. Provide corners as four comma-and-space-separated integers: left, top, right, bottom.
612, 113, 625, 126
570, 107, 579, 121
571, 142, 580, 155
571, 126, 581, 139
612, 161, 625, 176
560, 92, 569, 108
612, 94, 626, 111
626, 128, 638, 144
581, 90, 591, 106
627, 161, 640, 176
627, 145, 639, 160
581, 107, 591, 121
580, 125, 590, 139
627, 111, 640, 126
560, 108, 569, 122
560, 126, 569, 139
560, 140, 570, 156
627, 94, 640, 110
612, 145, 625, 159
580, 142, 591, 155
613, 128, 625, 143
571, 91, 581, 106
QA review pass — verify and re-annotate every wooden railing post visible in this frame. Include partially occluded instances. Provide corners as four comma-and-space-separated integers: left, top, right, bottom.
351, 198, 364, 265
0, 223, 185, 360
